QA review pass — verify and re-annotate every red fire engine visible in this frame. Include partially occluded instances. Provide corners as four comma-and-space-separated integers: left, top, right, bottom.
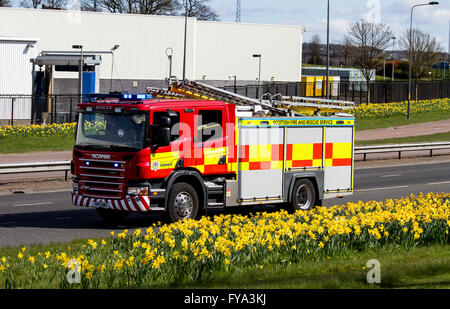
71, 81, 355, 222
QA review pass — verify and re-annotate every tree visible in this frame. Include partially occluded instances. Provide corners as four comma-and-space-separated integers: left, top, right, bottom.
308, 34, 323, 65
0, 0, 11, 7
337, 36, 353, 67
347, 19, 393, 103
400, 28, 443, 80
42, 0, 67, 8
180, 0, 218, 21
20, 0, 43, 8
81, 0, 102, 11
97, 0, 178, 14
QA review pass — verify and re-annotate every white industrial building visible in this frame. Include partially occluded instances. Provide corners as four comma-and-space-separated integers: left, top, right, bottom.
0, 37, 38, 125
0, 7, 304, 97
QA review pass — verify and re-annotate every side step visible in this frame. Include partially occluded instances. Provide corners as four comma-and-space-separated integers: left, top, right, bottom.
204, 181, 225, 208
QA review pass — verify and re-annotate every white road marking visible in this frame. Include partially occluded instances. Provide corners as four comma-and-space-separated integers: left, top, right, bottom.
357, 185, 409, 192
428, 181, 450, 186
13, 202, 54, 207
381, 174, 402, 178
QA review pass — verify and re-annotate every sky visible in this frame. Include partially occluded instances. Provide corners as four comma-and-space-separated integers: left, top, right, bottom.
209, 0, 450, 50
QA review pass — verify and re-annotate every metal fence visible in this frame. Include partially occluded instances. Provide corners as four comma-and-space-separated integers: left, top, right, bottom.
223, 80, 450, 104
0, 80, 449, 125
0, 94, 79, 126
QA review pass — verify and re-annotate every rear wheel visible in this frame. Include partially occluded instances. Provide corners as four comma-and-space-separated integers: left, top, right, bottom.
167, 183, 199, 222
291, 179, 317, 211
96, 208, 129, 222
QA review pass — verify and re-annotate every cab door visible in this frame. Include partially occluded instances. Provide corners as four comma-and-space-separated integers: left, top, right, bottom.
194, 108, 227, 175
149, 109, 183, 179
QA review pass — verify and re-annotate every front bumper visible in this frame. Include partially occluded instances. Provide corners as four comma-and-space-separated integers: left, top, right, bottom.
72, 191, 164, 212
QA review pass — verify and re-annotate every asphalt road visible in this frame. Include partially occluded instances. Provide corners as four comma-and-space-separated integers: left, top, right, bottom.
0, 161, 449, 248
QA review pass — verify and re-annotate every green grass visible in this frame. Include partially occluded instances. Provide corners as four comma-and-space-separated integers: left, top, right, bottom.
192, 244, 450, 289
356, 109, 450, 131
356, 132, 450, 146
1, 240, 448, 289
0, 135, 75, 153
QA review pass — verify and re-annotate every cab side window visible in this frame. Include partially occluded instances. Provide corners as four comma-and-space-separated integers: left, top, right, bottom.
198, 110, 223, 143
152, 111, 180, 144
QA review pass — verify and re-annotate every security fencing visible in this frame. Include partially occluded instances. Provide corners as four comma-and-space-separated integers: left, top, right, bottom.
0, 80, 448, 126
223, 80, 450, 104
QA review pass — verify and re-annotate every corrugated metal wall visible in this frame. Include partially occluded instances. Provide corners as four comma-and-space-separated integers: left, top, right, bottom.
0, 38, 36, 121
0, 8, 303, 83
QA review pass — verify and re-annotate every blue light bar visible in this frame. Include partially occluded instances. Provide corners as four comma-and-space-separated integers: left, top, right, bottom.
122, 94, 152, 100
85, 93, 153, 103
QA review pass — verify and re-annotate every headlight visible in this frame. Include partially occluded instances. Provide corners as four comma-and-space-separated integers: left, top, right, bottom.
127, 186, 149, 196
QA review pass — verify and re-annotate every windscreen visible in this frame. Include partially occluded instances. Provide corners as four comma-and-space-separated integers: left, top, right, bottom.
76, 111, 147, 151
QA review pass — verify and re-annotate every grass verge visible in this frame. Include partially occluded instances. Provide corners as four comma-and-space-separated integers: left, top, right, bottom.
356, 109, 450, 131
0, 240, 448, 289
356, 132, 450, 146
0, 135, 74, 153
197, 244, 450, 289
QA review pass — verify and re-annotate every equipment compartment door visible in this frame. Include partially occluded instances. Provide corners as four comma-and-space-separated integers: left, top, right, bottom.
324, 127, 354, 193
238, 127, 284, 200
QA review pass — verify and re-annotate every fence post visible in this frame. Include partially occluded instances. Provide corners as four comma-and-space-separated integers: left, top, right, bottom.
352, 83, 355, 102
54, 95, 58, 124
11, 98, 15, 126
69, 96, 73, 122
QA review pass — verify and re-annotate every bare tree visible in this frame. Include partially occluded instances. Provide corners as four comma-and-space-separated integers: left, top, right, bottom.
0, 0, 11, 7
308, 34, 323, 65
136, 0, 179, 14
400, 28, 443, 80
98, 0, 178, 14
81, 0, 102, 11
348, 19, 393, 102
20, 0, 43, 8
338, 36, 353, 67
42, 0, 67, 8
181, 0, 218, 21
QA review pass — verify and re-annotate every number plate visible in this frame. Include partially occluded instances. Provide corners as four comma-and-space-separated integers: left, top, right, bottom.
93, 200, 109, 209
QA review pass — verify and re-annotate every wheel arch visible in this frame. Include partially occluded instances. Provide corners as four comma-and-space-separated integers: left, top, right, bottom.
164, 169, 206, 211
286, 171, 324, 204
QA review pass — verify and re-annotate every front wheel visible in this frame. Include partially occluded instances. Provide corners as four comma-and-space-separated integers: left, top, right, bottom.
167, 183, 199, 222
291, 179, 317, 211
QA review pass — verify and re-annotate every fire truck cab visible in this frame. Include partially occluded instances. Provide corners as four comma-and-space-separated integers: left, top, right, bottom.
72, 82, 355, 222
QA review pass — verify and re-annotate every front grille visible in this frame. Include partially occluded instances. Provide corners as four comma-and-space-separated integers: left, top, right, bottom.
79, 159, 126, 198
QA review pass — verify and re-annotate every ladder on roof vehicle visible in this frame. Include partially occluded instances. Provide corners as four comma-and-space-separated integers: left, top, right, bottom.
149, 79, 355, 116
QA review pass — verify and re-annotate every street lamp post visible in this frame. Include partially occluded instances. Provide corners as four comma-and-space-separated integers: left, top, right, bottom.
253, 54, 261, 86
182, 0, 188, 81
166, 47, 174, 80
110, 44, 120, 92
408, 2, 439, 119
229, 76, 237, 93
326, 0, 330, 99
392, 37, 396, 82
72, 45, 83, 102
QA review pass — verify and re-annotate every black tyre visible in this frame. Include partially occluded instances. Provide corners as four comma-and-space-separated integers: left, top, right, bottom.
96, 208, 129, 222
167, 183, 199, 222
291, 179, 317, 211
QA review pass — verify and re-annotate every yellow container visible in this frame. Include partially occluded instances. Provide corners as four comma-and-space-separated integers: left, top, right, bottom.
301, 76, 318, 97
302, 76, 337, 97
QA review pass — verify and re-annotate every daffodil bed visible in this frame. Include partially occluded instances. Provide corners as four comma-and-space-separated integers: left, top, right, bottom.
353, 98, 450, 119
0, 193, 448, 289
0, 99, 448, 138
